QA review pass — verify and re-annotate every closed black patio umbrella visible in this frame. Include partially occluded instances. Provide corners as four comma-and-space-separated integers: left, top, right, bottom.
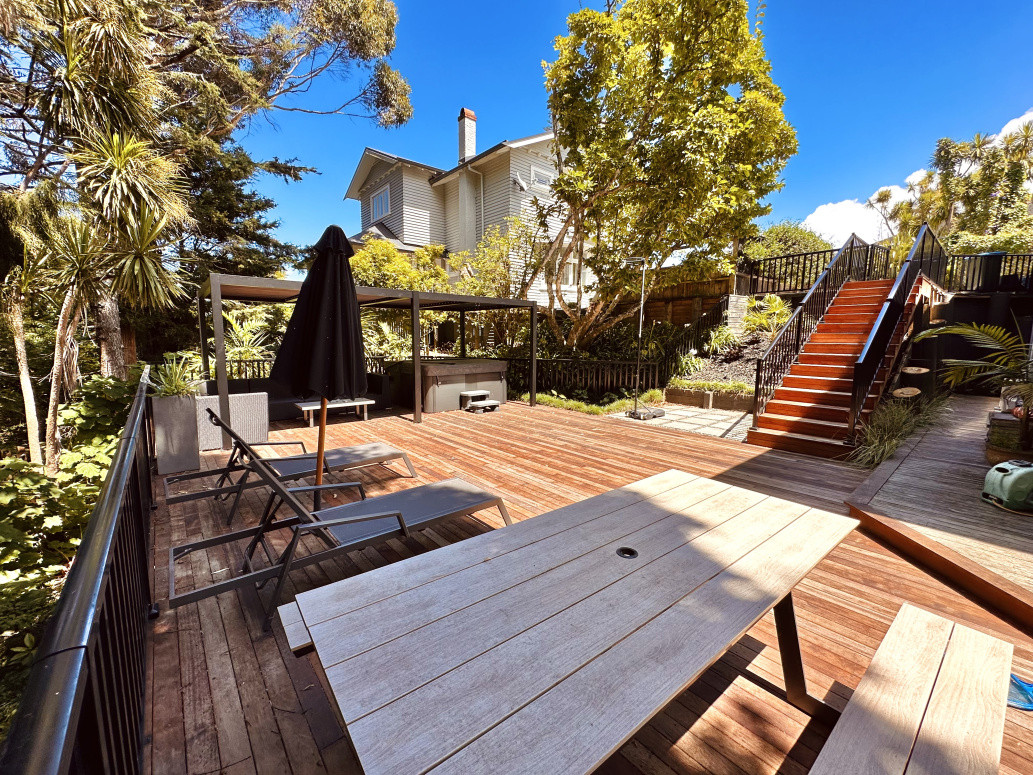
270, 225, 366, 493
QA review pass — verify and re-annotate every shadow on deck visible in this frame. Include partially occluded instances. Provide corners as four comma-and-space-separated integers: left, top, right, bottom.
147, 402, 1033, 775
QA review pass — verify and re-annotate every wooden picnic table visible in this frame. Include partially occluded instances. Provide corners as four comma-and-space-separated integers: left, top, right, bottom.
280, 469, 858, 775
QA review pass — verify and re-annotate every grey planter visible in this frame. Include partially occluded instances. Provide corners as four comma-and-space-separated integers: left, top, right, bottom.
152, 395, 200, 475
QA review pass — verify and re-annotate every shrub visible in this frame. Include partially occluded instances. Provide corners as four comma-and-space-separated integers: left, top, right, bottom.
743, 294, 791, 338
675, 349, 706, 376
850, 395, 948, 468
667, 378, 754, 396
0, 373, 135, 740
150, 357, 202, 397
519, 389, 665, 416
703, 325, 741, 356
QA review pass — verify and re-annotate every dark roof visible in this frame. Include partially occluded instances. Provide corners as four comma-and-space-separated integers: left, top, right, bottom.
348, 223, 419, 253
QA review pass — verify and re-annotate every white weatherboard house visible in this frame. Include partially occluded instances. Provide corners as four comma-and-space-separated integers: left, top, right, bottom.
345, 108, 586, 305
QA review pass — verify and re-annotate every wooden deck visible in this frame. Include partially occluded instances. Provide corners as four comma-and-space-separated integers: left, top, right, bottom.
146, 402, 1033, 775
851, 395, 1033, 619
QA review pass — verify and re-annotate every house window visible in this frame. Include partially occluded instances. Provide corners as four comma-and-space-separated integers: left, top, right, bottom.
371, 185, 390, 221
530, 165, 553, 190
562, 261, 582, 286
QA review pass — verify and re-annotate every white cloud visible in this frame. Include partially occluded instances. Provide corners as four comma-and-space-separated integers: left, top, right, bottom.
800, 109, 1033, 247
803, 183, 910, 246
905, 168, 928, 187
995, 108, 1033, 141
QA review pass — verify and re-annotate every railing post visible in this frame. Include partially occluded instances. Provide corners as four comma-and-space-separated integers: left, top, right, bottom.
977, 251, 1006, 292
529, 302, 537, 407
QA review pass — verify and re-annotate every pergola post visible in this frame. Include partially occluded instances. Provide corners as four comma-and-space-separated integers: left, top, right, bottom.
459, 309, 467, 358
411, 293, 422, 423
529, 301, 537, 407
210, 277, 232, 448
197, 294, 211, 380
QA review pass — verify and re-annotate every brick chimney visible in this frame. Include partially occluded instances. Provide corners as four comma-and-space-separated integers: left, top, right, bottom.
458, 108, 476, 163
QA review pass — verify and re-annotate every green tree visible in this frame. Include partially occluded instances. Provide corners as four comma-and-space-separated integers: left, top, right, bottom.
538, 0, 796, 349
1, 0, 414, 463
876, 127, 1033, 257
349, 239, 450, 292
743, 220, 831, 260
450, 217, 547, 348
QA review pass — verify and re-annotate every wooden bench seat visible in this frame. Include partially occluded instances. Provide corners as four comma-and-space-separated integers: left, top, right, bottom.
810, 603, 1012, 775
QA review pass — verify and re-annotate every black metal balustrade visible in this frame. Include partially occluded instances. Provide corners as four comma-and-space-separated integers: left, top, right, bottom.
738, 250, 837, 296
1, 370, 155, 775
752, 236, 875, 419
847, 225, 950, 441
946, 252, 1033, 293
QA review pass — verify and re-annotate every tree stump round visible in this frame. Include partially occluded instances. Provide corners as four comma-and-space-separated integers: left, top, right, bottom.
891, 386, 922, 404
900, 366, 932, 393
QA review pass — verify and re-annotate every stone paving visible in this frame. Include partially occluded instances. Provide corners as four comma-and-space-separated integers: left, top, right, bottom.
611, 403, 753, 442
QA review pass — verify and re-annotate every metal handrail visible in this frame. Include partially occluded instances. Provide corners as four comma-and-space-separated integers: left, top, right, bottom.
751, 235, 870, 419
846, 224, 950, 441
1, 369, 154, 774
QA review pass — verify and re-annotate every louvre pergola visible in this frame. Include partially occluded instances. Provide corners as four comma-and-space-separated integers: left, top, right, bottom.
198, 273, 538, 440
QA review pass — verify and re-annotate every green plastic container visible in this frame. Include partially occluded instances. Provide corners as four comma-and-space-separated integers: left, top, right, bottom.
982, 460, 1033, 512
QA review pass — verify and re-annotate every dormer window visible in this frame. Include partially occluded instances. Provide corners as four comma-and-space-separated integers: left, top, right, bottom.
371, 185, 390, 221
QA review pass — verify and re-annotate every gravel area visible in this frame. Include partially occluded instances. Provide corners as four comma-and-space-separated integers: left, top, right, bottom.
687, 333, 769, 384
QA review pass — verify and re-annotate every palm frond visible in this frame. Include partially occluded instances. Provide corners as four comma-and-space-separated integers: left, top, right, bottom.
916, 323, 1028, 363
109, 206, 184, 309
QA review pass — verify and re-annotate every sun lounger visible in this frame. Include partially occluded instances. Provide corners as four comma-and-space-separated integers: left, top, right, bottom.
167, 409, 510, 625
162, 420, 417, 524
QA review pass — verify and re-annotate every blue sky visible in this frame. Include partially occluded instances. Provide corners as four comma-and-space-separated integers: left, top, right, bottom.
238, 0, 1033, 250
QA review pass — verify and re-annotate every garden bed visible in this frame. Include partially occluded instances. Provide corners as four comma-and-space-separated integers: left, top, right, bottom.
667, 387, 753, 412
690, 332, 768, 383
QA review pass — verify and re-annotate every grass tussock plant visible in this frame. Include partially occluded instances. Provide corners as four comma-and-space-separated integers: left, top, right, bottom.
518, 389, 665, 416
850, 393, 949, 468
667, 377, 754, 395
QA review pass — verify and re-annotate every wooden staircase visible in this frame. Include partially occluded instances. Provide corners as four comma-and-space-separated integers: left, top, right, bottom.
746, 279, 894, 458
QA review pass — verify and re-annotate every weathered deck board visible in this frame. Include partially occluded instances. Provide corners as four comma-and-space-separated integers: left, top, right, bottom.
144, 402, 1033, 774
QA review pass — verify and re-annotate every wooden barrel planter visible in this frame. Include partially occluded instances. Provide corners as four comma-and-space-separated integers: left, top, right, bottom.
986, 410, 1033, 465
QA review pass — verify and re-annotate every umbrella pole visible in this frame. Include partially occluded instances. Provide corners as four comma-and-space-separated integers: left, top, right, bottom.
315, 397, 328, 510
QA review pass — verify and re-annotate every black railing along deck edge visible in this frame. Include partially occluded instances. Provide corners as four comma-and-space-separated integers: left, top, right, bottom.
1, 368, 155, 775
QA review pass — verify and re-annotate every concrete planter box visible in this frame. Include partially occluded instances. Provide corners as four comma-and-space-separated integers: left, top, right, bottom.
152, 395, 200, 475
666, 388, 753, 413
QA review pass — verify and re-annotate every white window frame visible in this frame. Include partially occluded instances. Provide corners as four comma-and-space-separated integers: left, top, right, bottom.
371, 184, 390, 221
529, 165, 554, 191
562, 261, 582, 287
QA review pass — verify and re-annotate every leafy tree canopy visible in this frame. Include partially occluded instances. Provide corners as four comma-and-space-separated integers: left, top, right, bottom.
867, 126, 1033, 256
538, 0, 796, 348
743, 220, 832, 260
348, 239, 450, 292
